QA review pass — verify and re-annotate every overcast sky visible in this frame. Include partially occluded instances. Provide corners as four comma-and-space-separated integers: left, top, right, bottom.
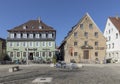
0, 0, 120, 46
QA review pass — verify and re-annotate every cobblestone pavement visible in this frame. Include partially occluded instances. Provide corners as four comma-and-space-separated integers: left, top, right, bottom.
0, 64, 120, 84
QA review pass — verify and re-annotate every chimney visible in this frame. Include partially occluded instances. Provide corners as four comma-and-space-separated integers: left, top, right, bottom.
38, 17, 41, 23
115, 14, 119, 20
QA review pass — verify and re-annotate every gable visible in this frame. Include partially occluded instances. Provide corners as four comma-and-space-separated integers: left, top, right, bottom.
66, 13, 105, 41
104, 18, 119, 36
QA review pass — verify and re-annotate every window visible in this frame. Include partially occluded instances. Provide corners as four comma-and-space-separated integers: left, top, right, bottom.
109, 53, 111, 57
49, 52, 52, 57
116, 52, 118, 57
23, 52, 26, 57
36, 52, 39, 57
84, 41, 88, 45
109, 36, 111, 41
109, 44, 111, 49
35, 34, 39, 38
17, 52, 20, 57
116, 33, 118, 39
112, 43, 114, 48
42, 52, 45, 57
94, 32, 98, 37
36, 42, 39, 47
48, 42, 52, 47
42, 33, 46, 38
95, 42, 98, 46
80, 24, 83, 29
89, 24, 93, 29
23, 25, 27, 29
10, 42, 12, 47
109, 30, 110, 34
39, 25, 42, 29
29, 42, 33, 47
43, 42, 46, 47
74, 42, 77, 46
74, 32, 77, 38
84, 32, 88, 37
17, 42, 21, 47
16, 33, 21, 38
48, 33, 52, 38
10, 52, 13, 57
95, 52, 98, 56
10, 33, 14, 38
74, 52, 78, 56
23, 33, 27, 38
9, 42, 14, 47
23, 42, 26, 47
29, 34, 33, 38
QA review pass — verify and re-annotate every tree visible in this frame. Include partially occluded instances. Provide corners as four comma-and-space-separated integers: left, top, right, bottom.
52, 55, 57, 64
3, 54, 11, 61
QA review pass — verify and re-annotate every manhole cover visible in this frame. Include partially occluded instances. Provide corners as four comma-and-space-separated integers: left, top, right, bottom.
32, 77, 52, 83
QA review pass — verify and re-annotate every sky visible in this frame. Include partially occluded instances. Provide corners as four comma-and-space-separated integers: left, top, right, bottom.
0, 0, 120, 46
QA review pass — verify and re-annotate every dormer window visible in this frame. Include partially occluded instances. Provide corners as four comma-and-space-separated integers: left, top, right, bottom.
23, 25, 27, 29
32, 26, 34, 29
39, 25, 42, 29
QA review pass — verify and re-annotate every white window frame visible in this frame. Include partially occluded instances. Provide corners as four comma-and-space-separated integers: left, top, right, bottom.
17, 42, 20, 47
48, 42, 52, 47
9, 42, 14, 47
29, 34, 33, 38
35, 34, 39, 38
36, 42, 39, 47
42, 42, 46, 47
16, 33, 21, 38
29, 42, 33, 47
42, 33, 46, 38
48, 33, 52, 38
10, 33, 14, 38
23, 33, 27, 38
23, 42, 27, 47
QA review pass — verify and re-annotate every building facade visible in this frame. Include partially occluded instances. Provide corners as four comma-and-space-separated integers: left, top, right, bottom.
59, 13, 106, 64
7, 19, 56, 62
104, 16, 120, 63
0, 38, 6, 61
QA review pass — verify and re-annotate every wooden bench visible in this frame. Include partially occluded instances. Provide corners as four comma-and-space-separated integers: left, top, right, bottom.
9, 66, 19, 72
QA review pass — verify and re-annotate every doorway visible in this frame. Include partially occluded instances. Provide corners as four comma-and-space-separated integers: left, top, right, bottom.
29, 53, 33, 60
83, 50, 89, 59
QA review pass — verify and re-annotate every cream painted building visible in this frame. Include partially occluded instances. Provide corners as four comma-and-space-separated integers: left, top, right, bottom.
59, 13, 106, 64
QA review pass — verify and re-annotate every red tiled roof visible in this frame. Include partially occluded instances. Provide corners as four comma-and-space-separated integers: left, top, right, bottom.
109, 17, 120, 31
7, 20, 56, 32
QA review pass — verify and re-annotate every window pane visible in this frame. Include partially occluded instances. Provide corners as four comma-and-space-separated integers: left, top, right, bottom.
84, 32, 88, 37
74, 42, 77, 46
23, 52, 26, 57
80, 24, 83, 29
10, 52, 13, 57
74, 32, 77, 37
17, 52, 20, 57
74, 52, 77, 56
89, 24, 93, 29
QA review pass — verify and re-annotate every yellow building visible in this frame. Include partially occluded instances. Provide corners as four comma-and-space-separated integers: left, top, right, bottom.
59, 13, 106, 64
